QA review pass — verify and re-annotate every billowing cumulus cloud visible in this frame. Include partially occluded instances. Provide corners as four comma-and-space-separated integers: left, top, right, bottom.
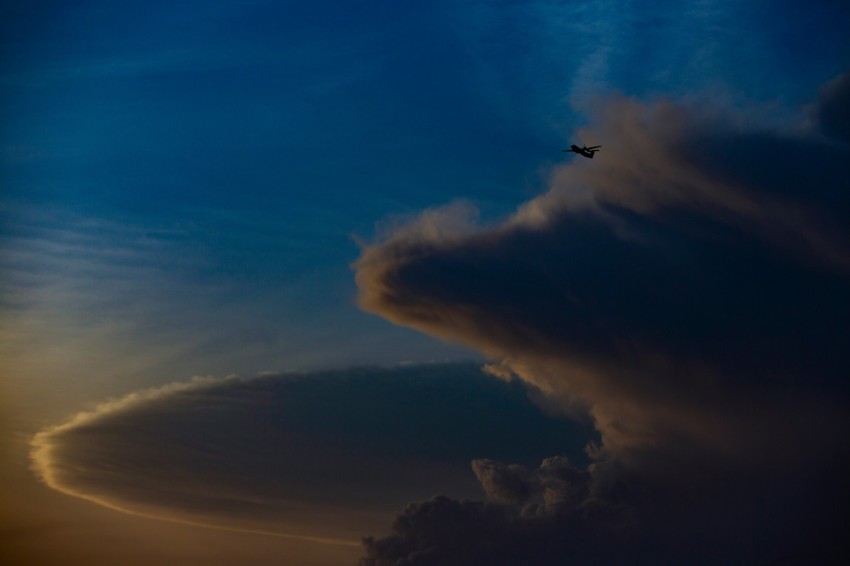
362, 458, 626, 566
354, 76, 850, 563
30, 364, 586, 544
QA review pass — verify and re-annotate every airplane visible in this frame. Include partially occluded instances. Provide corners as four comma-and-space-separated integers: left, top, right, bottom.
563, 144, 601, 159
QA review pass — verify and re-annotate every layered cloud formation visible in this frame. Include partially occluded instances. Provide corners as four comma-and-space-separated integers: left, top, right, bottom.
355, 72, 850, 563
31, 364, 585, 544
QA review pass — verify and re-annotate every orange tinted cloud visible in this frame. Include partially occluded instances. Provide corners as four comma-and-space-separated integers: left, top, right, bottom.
30, 364, 586, 545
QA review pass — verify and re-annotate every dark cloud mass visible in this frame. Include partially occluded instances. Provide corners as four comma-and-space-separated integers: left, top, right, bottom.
31, 364, 588, 543
355, 77, 850, 564
814, 69, 850, 143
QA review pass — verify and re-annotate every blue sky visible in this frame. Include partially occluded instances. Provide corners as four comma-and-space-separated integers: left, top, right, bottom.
3, 1, 847, 396
2, 1, 849, 564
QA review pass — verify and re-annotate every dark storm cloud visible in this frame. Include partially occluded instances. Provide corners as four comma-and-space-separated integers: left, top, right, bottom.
354, 76, 850, 563
814, 69, 850, 143
31, 364, 587, 543
471, 456, 589, 508
362, 458, 630, 566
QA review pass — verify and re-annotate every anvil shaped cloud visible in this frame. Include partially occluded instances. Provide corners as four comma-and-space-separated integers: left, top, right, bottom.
32, 364, 586, 544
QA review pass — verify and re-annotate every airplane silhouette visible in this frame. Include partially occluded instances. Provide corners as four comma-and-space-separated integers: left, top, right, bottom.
563, 144, 601, 158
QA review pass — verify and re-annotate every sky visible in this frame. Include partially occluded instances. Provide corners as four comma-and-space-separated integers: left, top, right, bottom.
2, 1, 849, 564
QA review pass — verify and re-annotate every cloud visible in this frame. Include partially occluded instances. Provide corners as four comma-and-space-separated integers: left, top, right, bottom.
813, 69, 850, 143
30, 363, 586, 544
361, 495, 586, 566
471, 456, 589, 509
361, 458, 633, 566
354, 75, 850, 562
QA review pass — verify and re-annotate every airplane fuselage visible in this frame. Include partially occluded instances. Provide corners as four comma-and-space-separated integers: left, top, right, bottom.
567, 144, 598, 159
